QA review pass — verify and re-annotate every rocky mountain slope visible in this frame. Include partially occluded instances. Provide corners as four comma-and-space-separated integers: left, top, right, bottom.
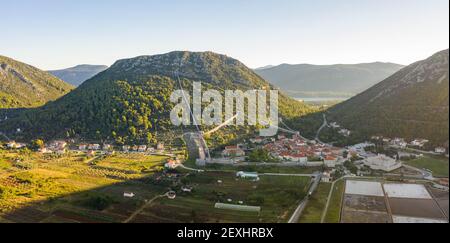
0, 55, 73, 108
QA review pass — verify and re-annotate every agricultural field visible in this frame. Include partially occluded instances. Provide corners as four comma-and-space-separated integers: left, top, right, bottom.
298, 183, 332, 223
323, 180, 345, 223
338, 180, 449, 223
129, 172, 311, 223
197, 163, 322, 175
0, 149, 169, 222
94, 153, 168, 173
405, 155, 449, 177
0, 149, 310, 223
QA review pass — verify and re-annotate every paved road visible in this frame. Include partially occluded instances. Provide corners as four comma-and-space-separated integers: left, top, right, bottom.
402, 164, 435, 180
179, 164, 205, 173
180, 163, 315, 178
288, 173, 322, 223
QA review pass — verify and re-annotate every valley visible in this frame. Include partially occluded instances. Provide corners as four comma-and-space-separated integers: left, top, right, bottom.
0, 49, 448, 224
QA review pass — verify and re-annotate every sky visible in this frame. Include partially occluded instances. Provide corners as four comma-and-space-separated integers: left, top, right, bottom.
1, 0, 449, 70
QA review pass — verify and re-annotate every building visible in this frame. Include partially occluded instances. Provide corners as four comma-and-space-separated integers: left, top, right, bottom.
324, 155, 338, 168
250, 137, 263, 144
330, 122, 341, 129
88, 144, 101, 150
222, 146, 245, 158
122, 145, 130, 152
165, 159, 181, 169
288, 153, 308, 163
435, 147, 446, 154
48, 140, 67, 151
157, 143, 165, 151
181, 186, 193, 193
103, 144, 113, 151
321, 171, 332, 183
236, 171, 260, 181
338, 129, 351, 137
138, 145, 147, 153
214, 203, 261, 213
79, 144, 88, 151
364, 154, 402, 172
391, 138, 407, 148
411, 139, 429, 148
123, 192, 135, 198
371, 136, 382, 140
6, 141, 26, 149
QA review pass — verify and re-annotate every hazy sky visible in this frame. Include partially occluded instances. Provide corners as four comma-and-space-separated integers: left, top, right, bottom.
1, 0, 449, 70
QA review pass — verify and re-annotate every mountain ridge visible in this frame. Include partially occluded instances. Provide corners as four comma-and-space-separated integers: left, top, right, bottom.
255, 62, 405, 97
49, 64, 108, 86
0, 55, 73, 109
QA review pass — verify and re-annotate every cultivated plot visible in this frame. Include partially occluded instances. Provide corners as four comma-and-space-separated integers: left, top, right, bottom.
383, 184, 432, 199
341, 180, 449, 223
388, 198, 446, 220
392, 216, 448, 224
341, 180, 390, 223
345, 180, 384, 197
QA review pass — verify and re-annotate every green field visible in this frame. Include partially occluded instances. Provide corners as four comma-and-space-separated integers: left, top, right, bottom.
139, 173, 311, 223
0, 150, 168, 222
405, 155, 449, 177
0, 149, 310, 223
96, 153, 168, 173
298, 183, 332, 223
198, 163, 321, 175
323, 180, 345, 223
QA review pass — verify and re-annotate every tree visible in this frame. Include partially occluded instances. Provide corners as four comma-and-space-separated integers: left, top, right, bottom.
248, 148, 276, 162
30, 139, 45, 150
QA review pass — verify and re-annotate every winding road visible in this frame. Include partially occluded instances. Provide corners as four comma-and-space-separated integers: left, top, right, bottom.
315, 114, 329, 144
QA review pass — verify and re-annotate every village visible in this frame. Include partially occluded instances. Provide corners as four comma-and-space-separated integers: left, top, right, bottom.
3, 128, 449, 183
1, 129, 448, 223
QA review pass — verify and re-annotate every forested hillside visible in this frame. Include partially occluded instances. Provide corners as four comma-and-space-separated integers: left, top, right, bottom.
1, 51, 315, 145
328, 49, 449, 146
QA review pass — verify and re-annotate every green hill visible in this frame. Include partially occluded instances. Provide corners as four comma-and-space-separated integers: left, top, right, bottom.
2, 51, 314, 144
328, 49, 449, 146
0, 55, 73, 108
